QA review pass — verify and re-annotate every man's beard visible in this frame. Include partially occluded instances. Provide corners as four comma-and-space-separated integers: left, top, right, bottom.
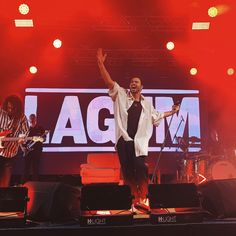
130, 87, 139, 93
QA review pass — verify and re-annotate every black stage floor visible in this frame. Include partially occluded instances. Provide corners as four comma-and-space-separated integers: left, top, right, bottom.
1, 216, 236, 236
2, 179, 236, 236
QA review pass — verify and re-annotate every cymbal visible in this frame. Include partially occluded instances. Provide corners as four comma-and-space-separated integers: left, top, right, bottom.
185, 154, 208, 160
184, 150, 210, 159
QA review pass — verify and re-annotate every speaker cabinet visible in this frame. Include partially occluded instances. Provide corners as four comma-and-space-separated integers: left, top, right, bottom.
148, 183, 200, 209
198, 179, 236, 218
80, 184, 132, 211
0, 187, 28, 226
23, 181, 81, 222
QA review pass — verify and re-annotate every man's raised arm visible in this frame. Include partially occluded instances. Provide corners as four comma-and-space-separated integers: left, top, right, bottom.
97, 48, 115, 89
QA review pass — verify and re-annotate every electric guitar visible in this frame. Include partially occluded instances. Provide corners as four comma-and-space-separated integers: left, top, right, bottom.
0, 130, 45, 149
21, 130, 49, 157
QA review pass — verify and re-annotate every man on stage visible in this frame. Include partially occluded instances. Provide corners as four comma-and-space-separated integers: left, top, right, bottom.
96, 48, 180, 211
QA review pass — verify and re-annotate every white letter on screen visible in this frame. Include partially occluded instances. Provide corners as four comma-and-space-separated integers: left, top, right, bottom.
51, 96, 87, 144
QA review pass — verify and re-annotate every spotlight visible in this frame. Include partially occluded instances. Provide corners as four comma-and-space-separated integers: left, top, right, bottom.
18, 3, 30, 15
15, 19, 33, 27
227, 68, 234, 76
192, 22, 210, 30
166, 42, 175, 51
208, 7, 218, 17
190, 68, 198, 76
29, 66, 37, 74
53, 39, 62, 48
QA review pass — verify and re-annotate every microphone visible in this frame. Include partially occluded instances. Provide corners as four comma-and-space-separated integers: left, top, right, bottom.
174, 100, 181, 106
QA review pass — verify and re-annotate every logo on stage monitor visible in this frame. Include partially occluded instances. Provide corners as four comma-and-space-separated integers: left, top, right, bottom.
25, 88, 201, 153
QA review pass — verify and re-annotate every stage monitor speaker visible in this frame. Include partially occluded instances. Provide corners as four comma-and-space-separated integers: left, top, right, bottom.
198, 179, 236, 218
23, 181, 81, 222
0, 187, 28, 227
80, 184, 132, 211
0, 187, 28, 212
148, 183, 200, 209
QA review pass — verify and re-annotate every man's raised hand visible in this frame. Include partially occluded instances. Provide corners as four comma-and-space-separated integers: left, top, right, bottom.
97, 48, 107, 64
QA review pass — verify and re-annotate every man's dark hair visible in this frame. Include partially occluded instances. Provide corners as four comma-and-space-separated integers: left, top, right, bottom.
3, 95, 23, 121
29, 114, 36, 118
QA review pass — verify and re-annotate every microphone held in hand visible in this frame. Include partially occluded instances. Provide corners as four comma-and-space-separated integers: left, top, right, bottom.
174, 100, 181, 106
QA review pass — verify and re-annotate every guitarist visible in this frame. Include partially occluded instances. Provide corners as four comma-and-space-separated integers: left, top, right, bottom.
0, 95, 29, 187
21, 114, 46, 184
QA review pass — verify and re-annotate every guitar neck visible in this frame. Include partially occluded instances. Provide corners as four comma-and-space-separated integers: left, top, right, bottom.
1, 137, 34, 142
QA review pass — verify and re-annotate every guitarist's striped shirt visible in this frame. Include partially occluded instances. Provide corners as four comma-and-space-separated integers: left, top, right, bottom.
0, 108, 29, 158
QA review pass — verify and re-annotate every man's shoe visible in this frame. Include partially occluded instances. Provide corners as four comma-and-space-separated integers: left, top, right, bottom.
134, 202, 150, 213
129, 204, 138, 215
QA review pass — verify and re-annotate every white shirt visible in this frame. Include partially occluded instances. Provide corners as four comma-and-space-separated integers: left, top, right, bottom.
109, 82, 164, 157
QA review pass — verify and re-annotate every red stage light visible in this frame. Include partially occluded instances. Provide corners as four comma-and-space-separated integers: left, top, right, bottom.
18, 3, 30, 15
166, 41, 175, 51
208, 5, 230, 18
190, 68, 198, 76
53, 39, 62, 48
208, 7, 218, 17
29, 66, 37, 74
227, 68, 234, 76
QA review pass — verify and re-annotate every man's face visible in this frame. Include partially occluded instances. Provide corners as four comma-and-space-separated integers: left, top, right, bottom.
6, 102, 15, 117
129, 77, 143, 94
29, 115, 37, 127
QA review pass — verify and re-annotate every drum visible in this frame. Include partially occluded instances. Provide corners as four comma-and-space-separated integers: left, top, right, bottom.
181, 158, 208, 184
196, 159, 207, 176
185, 158, 207, 176
185, 159, 194, 176
208, 160, 236, 180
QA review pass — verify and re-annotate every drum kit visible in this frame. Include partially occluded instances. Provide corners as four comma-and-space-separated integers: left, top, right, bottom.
176, 136, 236, 185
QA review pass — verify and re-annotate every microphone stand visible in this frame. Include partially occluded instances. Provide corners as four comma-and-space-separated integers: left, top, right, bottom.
172, 117, 185, 182
172, 116, 185, 150
150, 114, 184, 184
